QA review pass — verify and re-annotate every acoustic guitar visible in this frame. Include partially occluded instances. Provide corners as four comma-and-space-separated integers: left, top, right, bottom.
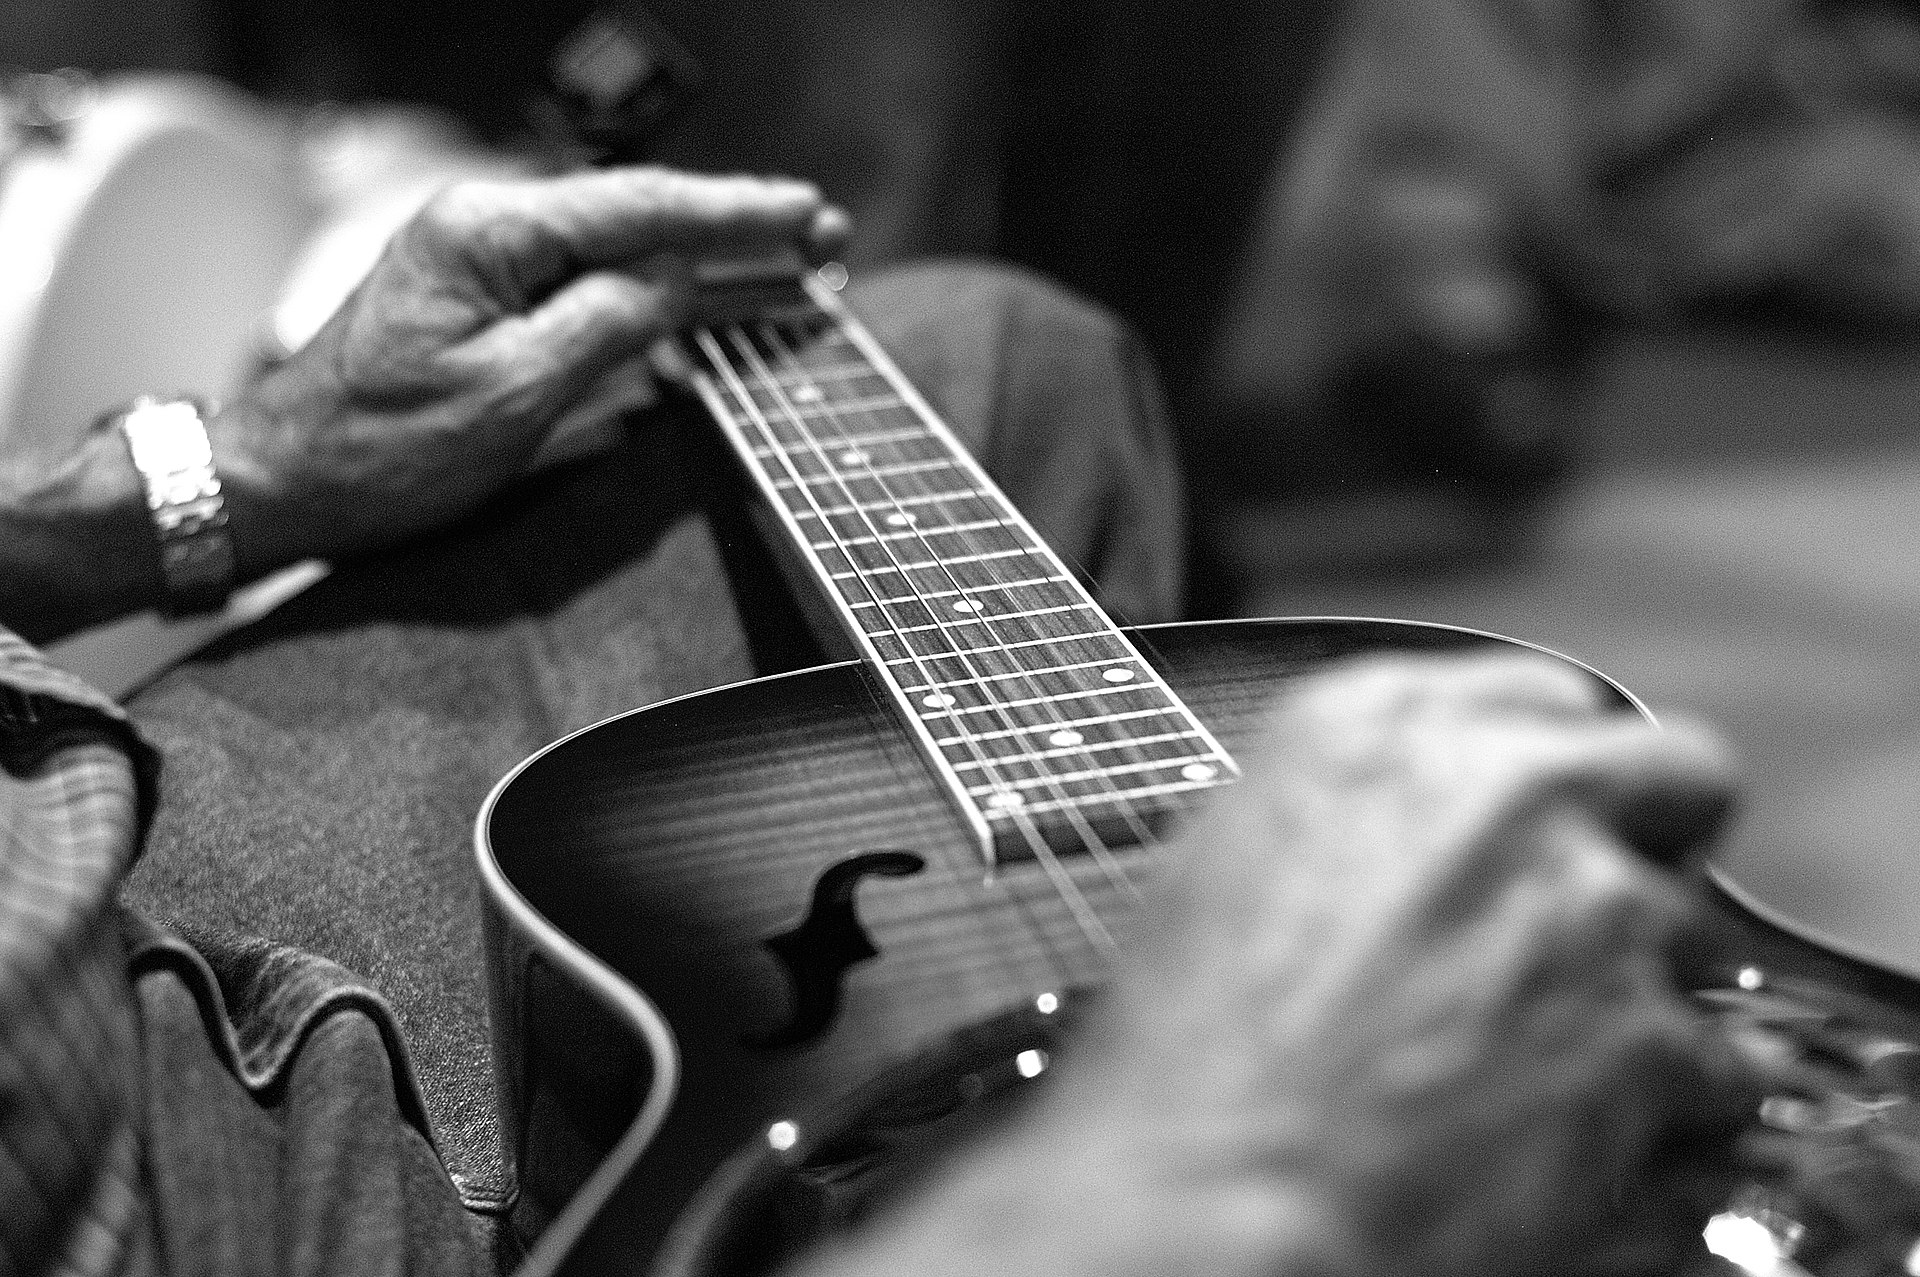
7, 70, 1904, 1267
475, 266, 1920, 1277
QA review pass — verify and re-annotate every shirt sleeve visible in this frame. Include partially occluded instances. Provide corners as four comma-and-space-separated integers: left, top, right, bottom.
0, 625, 160, 1274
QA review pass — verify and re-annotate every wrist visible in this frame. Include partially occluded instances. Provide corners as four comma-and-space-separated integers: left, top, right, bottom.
115, 396, 237, 616
0, 426, 165, 643
200, 396, 298, 583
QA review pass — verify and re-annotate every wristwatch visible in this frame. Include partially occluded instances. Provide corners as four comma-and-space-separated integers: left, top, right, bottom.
113, 395, 235, 616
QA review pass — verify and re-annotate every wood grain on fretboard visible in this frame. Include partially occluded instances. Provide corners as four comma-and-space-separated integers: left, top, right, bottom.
680, 273, 1238, 867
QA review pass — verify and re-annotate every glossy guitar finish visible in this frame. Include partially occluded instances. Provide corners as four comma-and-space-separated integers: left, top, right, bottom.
477, 266, 1920, 1277
476, 615, 1637, 1275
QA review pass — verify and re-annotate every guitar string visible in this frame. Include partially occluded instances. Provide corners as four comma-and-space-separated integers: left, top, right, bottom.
752, 312, 1153, 766
785, 283, 1240, 804
712, 314, 1130, 950
700, 280, 1236, 960
765, 294, 1240, 869
777, 305, 1232, 832
752, 313, 1161, 904
694, 317, 1121, 962
769, 287, 1239, 837
701, 316, 1119, 966
742, 314, 1147, 923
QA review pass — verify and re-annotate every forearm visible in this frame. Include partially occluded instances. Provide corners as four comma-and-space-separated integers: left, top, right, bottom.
0, 425, 163, 644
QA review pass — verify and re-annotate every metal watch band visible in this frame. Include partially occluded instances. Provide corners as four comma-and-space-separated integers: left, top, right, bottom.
115, 395, 235, 616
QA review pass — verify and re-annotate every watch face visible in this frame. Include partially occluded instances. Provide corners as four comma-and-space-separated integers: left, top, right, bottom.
114, 394, 233, 616
119, 398, 212, 475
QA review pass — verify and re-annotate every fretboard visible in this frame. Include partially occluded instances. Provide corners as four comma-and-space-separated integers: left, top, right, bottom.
682, 269, 1238, 865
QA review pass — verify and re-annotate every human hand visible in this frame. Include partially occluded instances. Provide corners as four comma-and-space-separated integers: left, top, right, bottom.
1008, 652, 1745, 1277
208, 166, 848, 577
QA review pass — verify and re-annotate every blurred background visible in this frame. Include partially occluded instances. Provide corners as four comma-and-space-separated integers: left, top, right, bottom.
7, 0, 1920, 973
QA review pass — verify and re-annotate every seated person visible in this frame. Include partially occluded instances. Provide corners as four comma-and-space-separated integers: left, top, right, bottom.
1203, 0, 1920, 581
0, 164, 1748, 1274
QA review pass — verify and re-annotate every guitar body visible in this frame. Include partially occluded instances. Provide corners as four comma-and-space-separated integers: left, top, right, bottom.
478, 269, 1920, 1277
477, 615, 1636, 1276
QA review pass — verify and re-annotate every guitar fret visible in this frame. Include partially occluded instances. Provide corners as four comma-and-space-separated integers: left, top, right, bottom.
880, 628, 1128, 662
772, 458, 956, 489
947, 730, 1206, 772
933, 705, 1190, 748
830, 548, 1031, 579
852, 610, 1105, 656
803, 509, 1010, 550
954, 755, 1226, 792
846, 591, 1085, 629
818, 538, 1032, 580
811, 517, 1018, 550
718, 372, 895, 408
771, 453, 966, 495
761, 359, 885, 381
875, 637, 1128, 687
792, 489, 990, 519
737, 391, 908, 419
750, 425, 932, 458
967, 754, 1224, 795
848, 575, 1070, 609
900, 655, 1138, 692
982, 775, 1221, 819
876, 603, 1093, 636
919, 680, 1169, 718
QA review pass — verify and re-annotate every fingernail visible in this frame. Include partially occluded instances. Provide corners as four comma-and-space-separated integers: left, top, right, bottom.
807, 206, 854, 261
766, 176, 823, 205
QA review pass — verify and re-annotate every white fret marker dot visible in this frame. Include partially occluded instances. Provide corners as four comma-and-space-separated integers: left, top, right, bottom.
838, 449, 867, 466
791, 384, 823, 402
1102, 667, 1136, 683
1015, 1049, 1049, 1079
1048, 729, 1083, 747
952, 598, 982, 613
767, 1120, 799, 1151
1035, 992, 1061, 1015
885, 512, 917, 527
987, 790, 1025, 810
922, 693, 957, 709
1182, 762, 1219, 782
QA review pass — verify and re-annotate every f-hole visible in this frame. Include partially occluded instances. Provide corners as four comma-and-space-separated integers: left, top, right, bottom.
750, 850, 925, 1048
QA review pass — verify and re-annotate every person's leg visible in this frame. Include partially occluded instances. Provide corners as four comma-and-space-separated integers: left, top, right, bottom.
118, 260, 1184, 1211
124, 417, 747, 1213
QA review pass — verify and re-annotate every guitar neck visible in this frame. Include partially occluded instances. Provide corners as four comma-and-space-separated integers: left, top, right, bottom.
681, 270, 1237, 865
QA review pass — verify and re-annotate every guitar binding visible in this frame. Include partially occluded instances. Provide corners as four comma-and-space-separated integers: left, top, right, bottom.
680, 269, 1239, 871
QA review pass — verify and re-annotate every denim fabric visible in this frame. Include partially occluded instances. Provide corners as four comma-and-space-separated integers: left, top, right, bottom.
124, 909, 497, 1277
115, 261, 1187, 1264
